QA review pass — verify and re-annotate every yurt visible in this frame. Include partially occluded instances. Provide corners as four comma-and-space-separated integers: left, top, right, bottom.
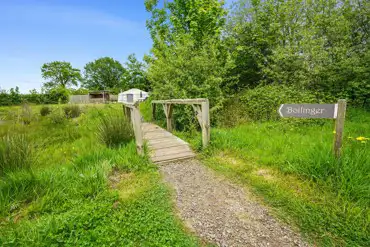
118, 88, 149, 103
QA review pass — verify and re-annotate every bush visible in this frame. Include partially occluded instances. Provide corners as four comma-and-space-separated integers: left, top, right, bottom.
63, 105, 82, 118
45, 87, 70, 104
0, 134, 35, 175
49, 108, 66, 124
97, 111, 134, 147
40, 106, 52, 116
20, 103, 32, 125
239, 85, 317, 121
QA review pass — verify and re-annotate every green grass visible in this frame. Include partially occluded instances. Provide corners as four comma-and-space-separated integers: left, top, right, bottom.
178, 108, 370, 246
0, 104, 203, 246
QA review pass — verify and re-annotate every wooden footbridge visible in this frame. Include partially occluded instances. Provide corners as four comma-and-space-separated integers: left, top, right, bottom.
123, 99, 210, 164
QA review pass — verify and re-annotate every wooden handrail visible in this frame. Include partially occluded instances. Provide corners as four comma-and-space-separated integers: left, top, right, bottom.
122, 103, 143, 155
151, 98, 210, 148
151, 98, 207, 105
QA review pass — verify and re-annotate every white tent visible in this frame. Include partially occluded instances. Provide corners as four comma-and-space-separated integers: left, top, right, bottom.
118, 88, 149, 103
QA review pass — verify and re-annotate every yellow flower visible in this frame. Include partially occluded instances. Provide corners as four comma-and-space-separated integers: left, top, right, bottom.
356, 136, 369, 141
332, 130, 336, 134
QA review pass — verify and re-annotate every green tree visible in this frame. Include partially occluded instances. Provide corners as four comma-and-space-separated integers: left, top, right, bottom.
41, 61, 81, 89
145, 0, 229, 102
9, 87, 21, 105
82, 57, 125, 90
226, 0, 370, 107
122, 54, 150, 91
145, 0, 226, 49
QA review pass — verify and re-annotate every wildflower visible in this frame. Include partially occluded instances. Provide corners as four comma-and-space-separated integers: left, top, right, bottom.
356, 136, 369, 141
332, 130, 336, 134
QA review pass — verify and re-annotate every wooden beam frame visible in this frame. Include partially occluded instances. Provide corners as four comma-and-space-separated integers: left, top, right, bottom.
163, 103, 174, 132
152, 98, 210, 148
123, 102, 143, 155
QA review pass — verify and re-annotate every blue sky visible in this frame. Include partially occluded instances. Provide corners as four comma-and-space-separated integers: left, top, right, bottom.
0, 0, 153, 93
0, 0, 234, 93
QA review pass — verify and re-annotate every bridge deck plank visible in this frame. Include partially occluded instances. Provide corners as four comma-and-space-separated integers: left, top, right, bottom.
142, 123, 196, 164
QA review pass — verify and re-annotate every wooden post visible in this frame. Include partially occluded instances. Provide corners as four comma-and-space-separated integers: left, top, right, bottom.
122, 104, 126, 117
125, 106, 131, 122
152, 103, 156, 120
163, 104, 173, 132
201, 99, 210, 148
131, 106, 144, 155
191, 105, 202, 126
334, 99, 346, 158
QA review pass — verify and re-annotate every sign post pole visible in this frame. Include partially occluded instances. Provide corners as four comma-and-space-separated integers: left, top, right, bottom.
334, 99, 347, 158
278, 100, 347, 159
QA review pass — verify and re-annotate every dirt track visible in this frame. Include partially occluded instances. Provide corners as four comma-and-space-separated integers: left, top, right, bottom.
160, 159, 308, 247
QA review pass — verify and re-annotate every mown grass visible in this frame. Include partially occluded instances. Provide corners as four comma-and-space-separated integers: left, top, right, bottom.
178, 108, 370, 246
0, 104, 203, 246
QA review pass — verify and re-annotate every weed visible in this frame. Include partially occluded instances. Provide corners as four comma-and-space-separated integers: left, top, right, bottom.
49, 107, 66, 124
40, 106, 51, 116
20, 103, 32, 125
0, 134, 35, 175
97, 111, 134, 148
63, 104, 82, 118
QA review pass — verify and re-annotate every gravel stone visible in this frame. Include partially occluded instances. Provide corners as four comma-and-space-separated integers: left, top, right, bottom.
160, 159, 309, 247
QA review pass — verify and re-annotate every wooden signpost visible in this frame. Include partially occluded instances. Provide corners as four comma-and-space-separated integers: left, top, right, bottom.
278, 100, 347, 158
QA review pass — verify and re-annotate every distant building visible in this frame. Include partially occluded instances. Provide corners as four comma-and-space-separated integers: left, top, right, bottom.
88, 90, 110, 103
118, 88, 149, 104
69, 90, 117, 104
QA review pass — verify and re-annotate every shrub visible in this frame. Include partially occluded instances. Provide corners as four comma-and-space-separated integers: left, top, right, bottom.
63, 105, 81, 118
45, 87, 70, 104
40, 106, 52, 116
20, 103, 32, 125
49, 108, 66, 124
239, 85, 317, 121
97, 111, 134, 147
0, 134, 35, 175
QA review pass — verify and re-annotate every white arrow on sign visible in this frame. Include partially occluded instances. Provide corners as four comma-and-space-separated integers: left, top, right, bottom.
278, 104, 284, 117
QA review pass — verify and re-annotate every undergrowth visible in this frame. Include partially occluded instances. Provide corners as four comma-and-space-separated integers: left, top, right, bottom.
0, 104, 202, 246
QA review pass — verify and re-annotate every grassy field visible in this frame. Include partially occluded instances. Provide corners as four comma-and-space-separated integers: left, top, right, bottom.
178, 108, 370, 246
0, 104, 203, 246
1, 102, 369, 246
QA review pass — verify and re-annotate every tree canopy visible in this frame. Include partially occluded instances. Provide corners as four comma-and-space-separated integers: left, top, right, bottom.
41, 61, 82, 89
82, 57, 126, 90
122, 54, 150, 91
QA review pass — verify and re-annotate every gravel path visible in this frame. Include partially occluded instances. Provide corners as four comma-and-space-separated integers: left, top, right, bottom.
160, 159, 309, 247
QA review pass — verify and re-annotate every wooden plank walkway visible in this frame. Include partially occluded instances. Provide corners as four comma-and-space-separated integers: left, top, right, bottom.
142, 123, 196, 164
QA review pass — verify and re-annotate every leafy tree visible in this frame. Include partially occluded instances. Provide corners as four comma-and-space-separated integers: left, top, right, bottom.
41, 61, 82, 89
82, 57, 125, 90
122, 54, 150, 91
9, 87, 21, 105
145, 0, 226, 49
226, 0, 370, 107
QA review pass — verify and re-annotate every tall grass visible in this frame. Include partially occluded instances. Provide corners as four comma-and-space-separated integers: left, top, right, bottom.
40, 106, 51, 116
97, 111, 134, 147
20, 103, 32, 125
63, 104, 82, 118
0, 134, 35, 175
0, 104, 200, 246
186, 108, 370, 246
